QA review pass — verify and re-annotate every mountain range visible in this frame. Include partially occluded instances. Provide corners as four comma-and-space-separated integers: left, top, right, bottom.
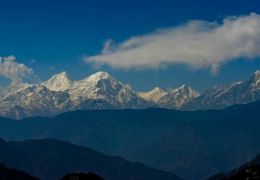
0, 138, 181, 180
0, 70, 259, 119
0, 101, 259, 179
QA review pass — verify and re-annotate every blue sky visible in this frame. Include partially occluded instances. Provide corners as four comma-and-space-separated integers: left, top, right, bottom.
1, 0, 260, 92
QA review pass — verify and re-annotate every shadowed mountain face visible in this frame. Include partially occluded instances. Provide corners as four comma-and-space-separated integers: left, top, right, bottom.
208, 154, 260, 180
0, 138, 181, 180
0, 101, 259, 179
0, 164, 37, 180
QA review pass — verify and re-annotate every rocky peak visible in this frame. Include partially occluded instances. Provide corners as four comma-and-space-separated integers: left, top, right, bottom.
43, 71, 72, 92
170, 85, 200, 98
86, 71, 112, 82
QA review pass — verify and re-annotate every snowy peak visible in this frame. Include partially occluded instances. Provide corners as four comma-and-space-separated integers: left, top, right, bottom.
71, 71, 122, 98
83, 71, 118, 87
87, 71, 112, 81
254, 70, 260, 76
151, 87, 166, 93
249, 70, 260, 80
50, 71, 69, 79
139, 85, 199, 109
161, 85, 199, 109
170, 84, 200, 98
139, 87, 167, 103
144, 87, 167, 96
250, 70, 260, 85
175, 84, 191, 91
43, 71, 72, 92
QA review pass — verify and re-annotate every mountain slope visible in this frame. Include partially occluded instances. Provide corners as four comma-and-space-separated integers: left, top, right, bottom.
0, 101, 260, 179
184, 71, 260, 110
0, 138, 181, 180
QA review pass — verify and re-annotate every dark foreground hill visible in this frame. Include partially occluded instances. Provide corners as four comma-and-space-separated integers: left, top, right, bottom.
0, 138, 181, 180
60, 172, 104, 180
0, 163, 37, 180
0, 101, 260, 179
208, 154, 260, 180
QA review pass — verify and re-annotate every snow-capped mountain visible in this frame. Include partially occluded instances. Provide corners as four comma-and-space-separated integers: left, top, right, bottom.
139, 85, 199, 109
1, 70, 260, 119
0, 71, 149, 119
184, 71, 260, 110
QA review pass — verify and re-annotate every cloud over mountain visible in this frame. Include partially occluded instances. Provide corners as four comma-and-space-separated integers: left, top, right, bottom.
0, 55, 34, 85
86, 13, 260, 74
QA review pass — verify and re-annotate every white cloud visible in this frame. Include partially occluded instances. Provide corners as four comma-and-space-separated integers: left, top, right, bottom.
86, 13, 260, 74
0, 55, 34, 85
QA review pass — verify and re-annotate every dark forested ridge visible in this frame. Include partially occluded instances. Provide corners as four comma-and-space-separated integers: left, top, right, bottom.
0, 138, 181, 180
208, 154, 260, 180
0, 101, 259, 179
